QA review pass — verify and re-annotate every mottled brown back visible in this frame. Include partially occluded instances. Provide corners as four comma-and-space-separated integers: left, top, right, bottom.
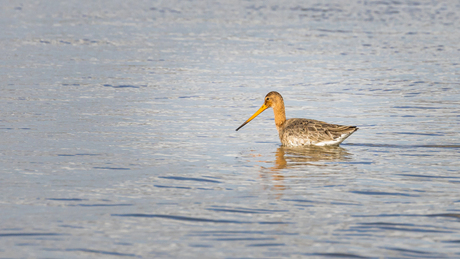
279, 118, 358, 146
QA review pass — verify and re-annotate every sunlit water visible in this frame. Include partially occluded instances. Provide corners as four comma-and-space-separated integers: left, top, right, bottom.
1, 1, 460, 258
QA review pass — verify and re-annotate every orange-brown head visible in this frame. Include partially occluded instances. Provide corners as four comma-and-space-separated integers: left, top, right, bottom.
235, 91, 284, 131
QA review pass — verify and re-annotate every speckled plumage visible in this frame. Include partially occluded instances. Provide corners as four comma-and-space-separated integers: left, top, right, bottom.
278, 118, 357, 146
236, 91, 358, 147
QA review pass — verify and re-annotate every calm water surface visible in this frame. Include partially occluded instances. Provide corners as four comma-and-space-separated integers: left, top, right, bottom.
1, 0, 460, 258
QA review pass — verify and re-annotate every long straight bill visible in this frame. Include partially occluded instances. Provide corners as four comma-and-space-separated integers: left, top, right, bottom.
235, 104, 269, 131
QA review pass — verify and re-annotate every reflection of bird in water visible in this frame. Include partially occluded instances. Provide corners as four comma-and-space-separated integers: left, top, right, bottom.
236, 91, 358, 146
259, 146, 353, 197
272, 145, 352, 170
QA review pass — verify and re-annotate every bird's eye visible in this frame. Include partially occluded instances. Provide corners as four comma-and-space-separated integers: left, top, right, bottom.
266, 97, 270, 101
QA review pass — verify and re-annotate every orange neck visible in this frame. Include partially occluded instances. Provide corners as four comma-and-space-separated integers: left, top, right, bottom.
273, 102, 286, 131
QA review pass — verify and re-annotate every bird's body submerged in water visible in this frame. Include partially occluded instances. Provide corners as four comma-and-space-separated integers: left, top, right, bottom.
236, 91, 358, 147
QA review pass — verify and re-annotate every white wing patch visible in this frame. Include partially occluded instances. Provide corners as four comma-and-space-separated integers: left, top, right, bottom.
314, 133, 352, 146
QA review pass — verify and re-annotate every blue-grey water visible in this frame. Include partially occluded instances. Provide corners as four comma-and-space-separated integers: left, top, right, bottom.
1, 1, 460, 258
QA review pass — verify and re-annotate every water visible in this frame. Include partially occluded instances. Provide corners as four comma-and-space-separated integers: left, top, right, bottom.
1, 0, 460, 258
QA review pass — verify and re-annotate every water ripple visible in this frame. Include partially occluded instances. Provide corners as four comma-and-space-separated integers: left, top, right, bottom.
305, 253, 370, 259
158, 176, 222, 183
66, 248, 137, 257
382, 247, 443, 258
0, 233, 64, 237
103, 84, 144, 89
396, 174, 460, 179
207, 206, 288, 214
111, 214, 291, 225
352, 222, 453, 234
46, 198, 88, 201
93, 167, 131, 170
112, 213, 251, 224
246, 243, 285, 247
350, 191, 419, 197
70, 203, 133, 207
154, 185, 192, 189
346, 143, 460, 149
